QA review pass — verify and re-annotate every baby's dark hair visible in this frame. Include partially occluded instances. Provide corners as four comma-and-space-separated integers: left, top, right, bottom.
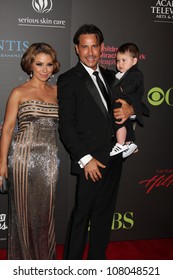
117, 43, 139, 59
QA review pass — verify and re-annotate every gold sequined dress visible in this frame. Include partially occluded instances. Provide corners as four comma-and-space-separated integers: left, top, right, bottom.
8, 100, 59, 260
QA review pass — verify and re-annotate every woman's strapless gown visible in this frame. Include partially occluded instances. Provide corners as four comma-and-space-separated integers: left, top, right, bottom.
8, 100, 59, 259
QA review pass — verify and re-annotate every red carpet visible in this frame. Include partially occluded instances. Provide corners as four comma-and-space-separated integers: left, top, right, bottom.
0, 239, 173, 260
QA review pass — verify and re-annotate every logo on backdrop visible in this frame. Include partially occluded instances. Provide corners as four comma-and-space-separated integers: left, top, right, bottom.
17, 0, 66, 28
88, 211, 134, 231
151, 0, 173, 23
100, 44, 117, 67
100, 43, 146, 69
32, 0, 53, 13
147, 87, 173, 106
0, 40, 29, 58
111, 212, 134, 230
0, 214, 8, 231
139, 169, 173, 194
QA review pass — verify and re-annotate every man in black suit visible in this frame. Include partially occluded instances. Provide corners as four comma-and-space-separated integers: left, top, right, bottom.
57, 24, 135, 259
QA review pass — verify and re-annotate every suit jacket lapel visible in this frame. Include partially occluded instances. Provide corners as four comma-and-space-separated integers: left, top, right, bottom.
75, 62, 110, 120
112, 64, 137, 87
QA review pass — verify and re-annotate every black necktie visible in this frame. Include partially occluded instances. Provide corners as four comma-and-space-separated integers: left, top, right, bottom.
93, 71, 111, 114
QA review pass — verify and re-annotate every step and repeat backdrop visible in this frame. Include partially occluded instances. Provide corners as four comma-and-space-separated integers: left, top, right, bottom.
0, 0, 173, 248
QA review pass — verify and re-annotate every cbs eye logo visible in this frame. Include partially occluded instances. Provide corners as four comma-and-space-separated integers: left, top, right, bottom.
147, 87, 173, 106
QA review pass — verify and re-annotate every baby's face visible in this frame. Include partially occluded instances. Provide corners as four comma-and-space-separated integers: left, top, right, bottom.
116, 51, 137, 73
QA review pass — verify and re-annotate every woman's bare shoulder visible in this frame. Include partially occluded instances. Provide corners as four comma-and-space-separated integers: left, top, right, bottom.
9, 82, 30, 100
48, 83, 57, 90
48, 83, 57, 97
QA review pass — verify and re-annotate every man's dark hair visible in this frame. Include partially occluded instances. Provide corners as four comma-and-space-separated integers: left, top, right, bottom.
73, 24, 104, 45
117, 43, 139, 59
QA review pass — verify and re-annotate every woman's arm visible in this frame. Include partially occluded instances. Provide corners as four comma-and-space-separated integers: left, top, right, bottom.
0, 88, 20, 177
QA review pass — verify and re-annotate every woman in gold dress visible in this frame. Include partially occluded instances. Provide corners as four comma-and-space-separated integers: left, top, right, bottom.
0, 43, 60, 259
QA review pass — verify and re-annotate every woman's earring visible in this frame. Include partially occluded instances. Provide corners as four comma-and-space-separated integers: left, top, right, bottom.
30, 71, 33, 79
48, 74, 54, 82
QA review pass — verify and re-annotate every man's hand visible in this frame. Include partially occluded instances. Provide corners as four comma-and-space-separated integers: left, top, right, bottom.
84, 158, 106, 182
113, 99, 134, 124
